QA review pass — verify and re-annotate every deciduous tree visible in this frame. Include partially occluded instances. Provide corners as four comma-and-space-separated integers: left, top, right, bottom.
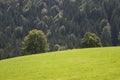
22, 29, 49, 55
81, 32, 102, 48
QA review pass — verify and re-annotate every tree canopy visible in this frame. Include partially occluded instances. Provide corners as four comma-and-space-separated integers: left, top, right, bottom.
22, 29, 49, 55
81, 32, 102, 48
0, 0, 120, 59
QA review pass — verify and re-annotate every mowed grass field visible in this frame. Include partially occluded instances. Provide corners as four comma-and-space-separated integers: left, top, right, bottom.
0, 47, 120, 80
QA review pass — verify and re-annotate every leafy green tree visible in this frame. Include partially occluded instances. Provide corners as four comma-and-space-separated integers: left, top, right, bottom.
81, 32, 102, 48
22, 29, 49, 55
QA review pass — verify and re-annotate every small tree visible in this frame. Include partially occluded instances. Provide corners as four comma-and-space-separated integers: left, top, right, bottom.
81, 32, 102, 48
22, 29, 49, 55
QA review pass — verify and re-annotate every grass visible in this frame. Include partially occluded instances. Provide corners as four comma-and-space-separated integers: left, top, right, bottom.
0, 47, 120, 80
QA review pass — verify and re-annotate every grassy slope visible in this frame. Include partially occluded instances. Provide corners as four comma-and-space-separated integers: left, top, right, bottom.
0, 47, 120, 80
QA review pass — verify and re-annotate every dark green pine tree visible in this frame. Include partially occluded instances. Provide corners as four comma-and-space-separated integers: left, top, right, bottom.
101, 26, 112, 46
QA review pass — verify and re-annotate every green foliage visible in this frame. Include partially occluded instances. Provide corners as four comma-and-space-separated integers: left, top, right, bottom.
81, 32, 102, 48
22, 29, 49, 55
118, 32, 120, 45
101, 26, 112, 46
0, 47, 120, 80
0, 0, 120, 59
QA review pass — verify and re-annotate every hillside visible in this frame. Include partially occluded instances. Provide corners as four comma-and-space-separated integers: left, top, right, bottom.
0, 47, 120, 80
0, 0, 120, 59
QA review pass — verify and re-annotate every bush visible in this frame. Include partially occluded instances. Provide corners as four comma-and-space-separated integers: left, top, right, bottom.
22, 29, 49, 55
81, 32, 102, 48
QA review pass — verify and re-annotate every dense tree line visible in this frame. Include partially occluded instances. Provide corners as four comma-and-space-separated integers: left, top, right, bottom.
0, 0, 120, 59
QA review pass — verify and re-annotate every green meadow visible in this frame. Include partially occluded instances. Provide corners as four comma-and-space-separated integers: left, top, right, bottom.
0, 47, 120, 80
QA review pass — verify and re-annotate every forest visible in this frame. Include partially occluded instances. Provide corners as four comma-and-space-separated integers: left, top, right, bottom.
0, 0, 120, 59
